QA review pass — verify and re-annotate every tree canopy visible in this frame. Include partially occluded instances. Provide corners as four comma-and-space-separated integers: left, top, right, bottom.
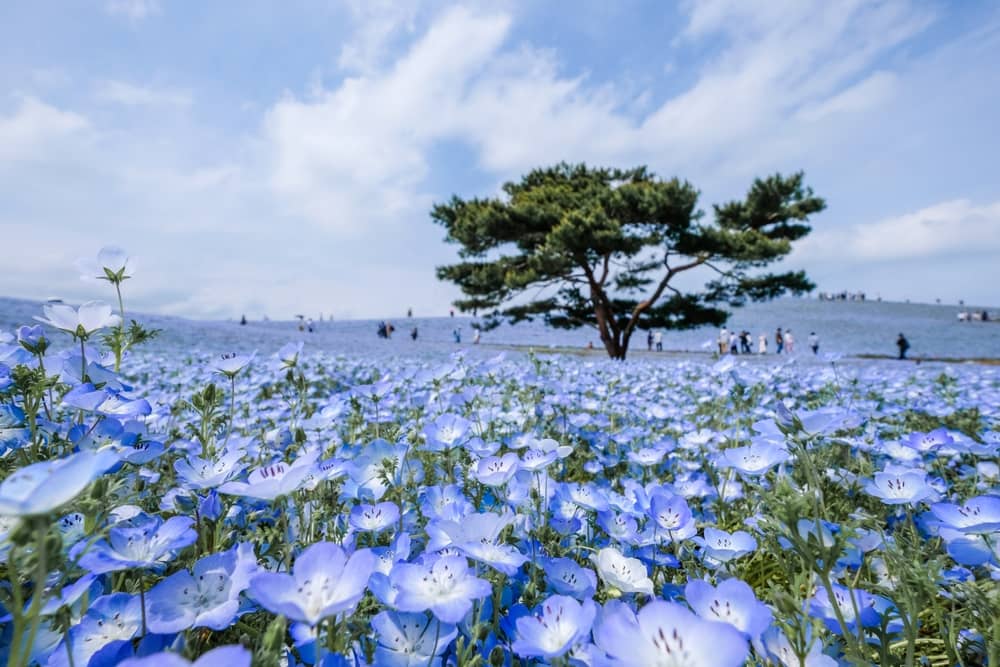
432, 163, 826, 359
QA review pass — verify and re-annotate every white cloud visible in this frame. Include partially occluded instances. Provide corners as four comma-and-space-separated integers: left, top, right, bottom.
0, 97, 89, 162
262, 7, 511, 233
95, 80, 192, 107
794, 199, 1000, 262
337, 0, 422, 74
105, 0, 160, 21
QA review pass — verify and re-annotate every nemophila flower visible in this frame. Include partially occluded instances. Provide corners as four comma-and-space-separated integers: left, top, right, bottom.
76, 245, 135, 283
118, 645, 252, 667
249, 542, 375, 626
931, 496, 1000, 534
472, 453, 520, 487
684, 578, 771, 640
77, 514, 197, 574
0, 449, 118, 516
214, 351, 255, 378
218, 450, 319, 501
594, 599, 748, 667
146, 543, 258, 633
903, 428, 956, 453
762, 626, 837, 667
598, 510, 639, 543
648, 492, 694, 537
16, 323, 48, 352
519, 447, 559, 472
627, 445, 668, 467
48, 593, 142, 667
373, 532, 412, 575
426, 511, 527, 574
175, 451, 247, 490
275, 341, 304, 369
699, 528, 757, 563
62, 384, 152, 419
391, 555, 492, 623
35, 301, 121, 339
422, 413, 472, 451
512, 595, 597, 660
542, 557, 598, 600
809, 583, 880, 635
562, 482, 610, 512
863, 468, 935, 505
722, 443, 789, 476
372, 610, 457, 667
593, 547, 654, 596
350, 502, 400, 533
419, 485, 473, 522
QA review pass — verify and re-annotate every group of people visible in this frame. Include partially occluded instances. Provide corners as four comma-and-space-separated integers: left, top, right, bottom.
718, 327, 821, 356
957, 310, 991, 322
645, 330, 664, 351
376, 321, 395, 339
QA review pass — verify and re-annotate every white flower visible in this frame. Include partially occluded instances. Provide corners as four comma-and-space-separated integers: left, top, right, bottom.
593, 547, 654, 595
214, 352, 256, 378
34, 301, 121, 339
75, 246, 135, 283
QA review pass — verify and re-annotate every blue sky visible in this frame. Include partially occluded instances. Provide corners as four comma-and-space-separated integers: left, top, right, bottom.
1, 0, 998, 319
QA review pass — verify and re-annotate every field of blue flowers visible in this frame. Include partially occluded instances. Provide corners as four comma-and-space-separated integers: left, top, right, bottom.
1, 249, 999, 667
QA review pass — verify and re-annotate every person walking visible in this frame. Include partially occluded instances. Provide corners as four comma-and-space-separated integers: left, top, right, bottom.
410, 327, 418, 341
654, 330, 663, 352
809, 332, 819, 355
785, 329, 795, 354
647, 330, 654, 351
473, 329, 481, 344
719, 327, 729, 355
729, 331, 739, 355
758, 333, 767, 354
453, 328, 461, 343
775, 327, 784, 354
897, 333, 910, 360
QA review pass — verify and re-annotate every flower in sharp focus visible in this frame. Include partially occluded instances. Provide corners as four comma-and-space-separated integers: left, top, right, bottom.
77, 513, 197, 574
34, 301, 121, 340
699, 527, 758, 563
145, 543, 258, 633
512, 594, 597, 659
350, 502, 401, 534
391, 555, 492, 623
863, 468, 936, 506
593, 547, 654, 596
248, 542, 376, 626
372, 610, 457, 667
48, 594, 142, 667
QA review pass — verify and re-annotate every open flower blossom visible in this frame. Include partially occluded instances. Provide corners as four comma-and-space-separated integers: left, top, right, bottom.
372, 610, 457, 667
35, 301, 121, 339
512, 594, 597, 659
214, 351, 256, 378
863, 467, 936, 505
930, 495, 1000, 533
77, 513, 197, 574
391, 555, 492, 623
76, 245, 135, 283
594, 599, 748, 666
699, 527, 758, 563
684, 577, 772, 639
249, 542, 375, 626
593, 547, 654, 596
146, 543, 258, 633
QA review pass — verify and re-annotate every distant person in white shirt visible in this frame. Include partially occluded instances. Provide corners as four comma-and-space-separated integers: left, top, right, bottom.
809, 332, 819, 355
473, 329, 481, 344
729, 331, 738, 354
785, 329, 795, 354
653, 330, 663, 351
758, 333, 767, 354
719, 327, 729, 354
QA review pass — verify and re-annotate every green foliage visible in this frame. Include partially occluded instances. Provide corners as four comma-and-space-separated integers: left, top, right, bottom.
433, 163, 825, 358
